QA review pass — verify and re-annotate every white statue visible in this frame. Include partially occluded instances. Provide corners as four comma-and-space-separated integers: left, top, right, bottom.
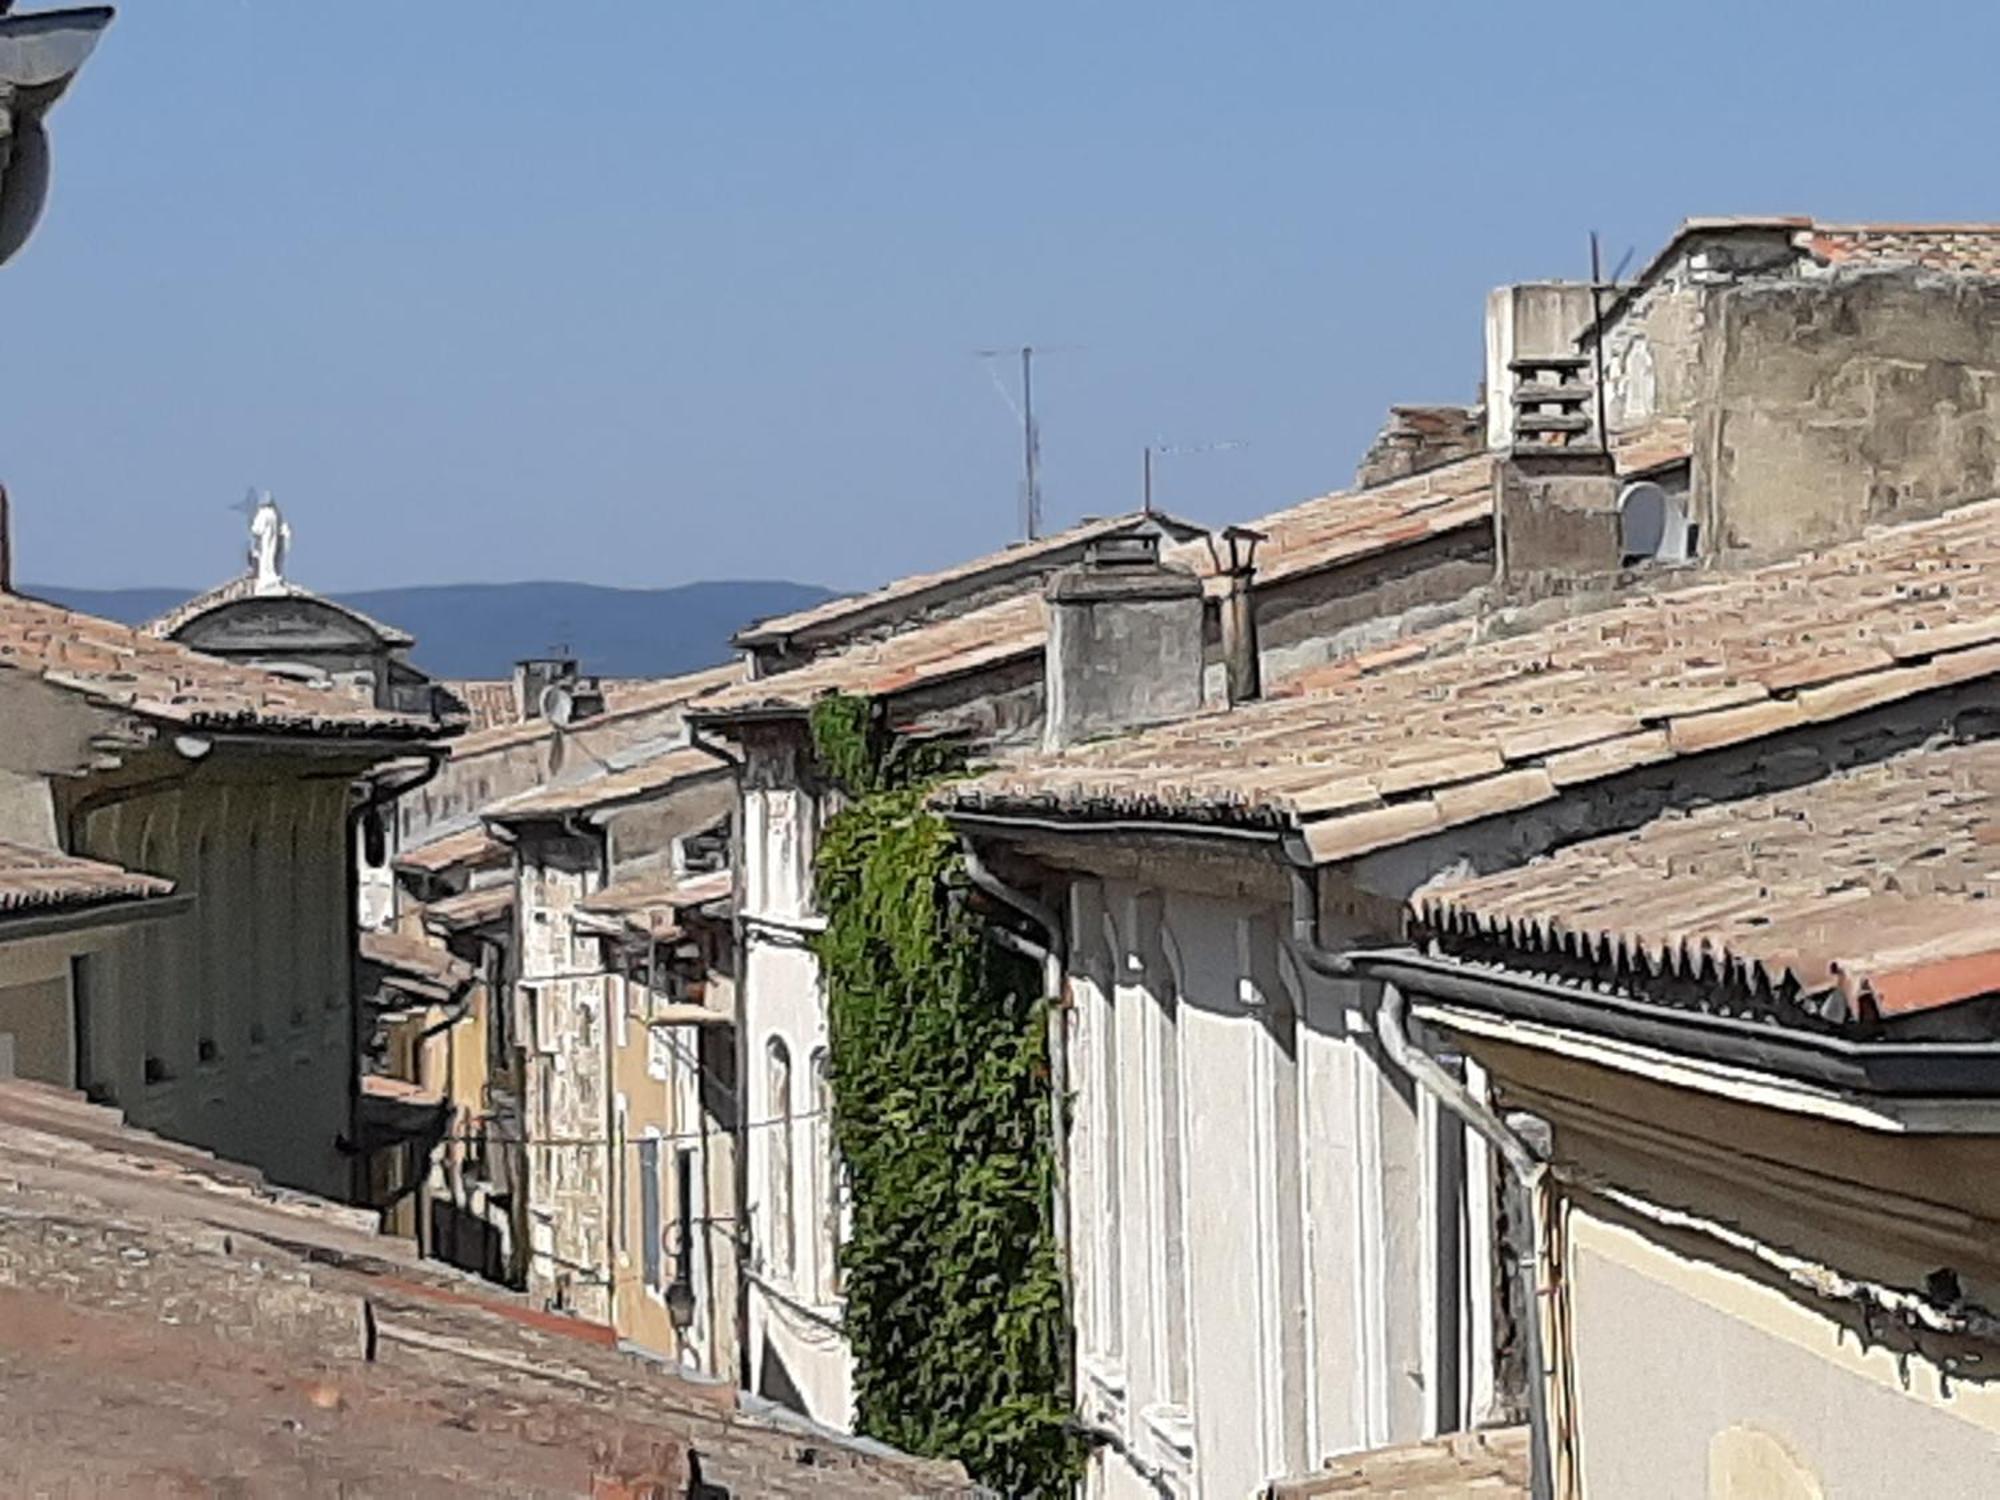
246, 488, 291, 594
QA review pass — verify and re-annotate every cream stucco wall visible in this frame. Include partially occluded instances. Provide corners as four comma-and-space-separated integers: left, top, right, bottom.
1563, 1208, 2000, 1500
63, 755, 359, 1199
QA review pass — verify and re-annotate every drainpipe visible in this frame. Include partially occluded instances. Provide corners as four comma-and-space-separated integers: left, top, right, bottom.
960, 843, 1073, 1390
1286, 863, 1554, 1500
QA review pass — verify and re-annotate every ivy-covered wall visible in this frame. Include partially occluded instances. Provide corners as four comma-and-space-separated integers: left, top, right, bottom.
808, 693, 1082, 1497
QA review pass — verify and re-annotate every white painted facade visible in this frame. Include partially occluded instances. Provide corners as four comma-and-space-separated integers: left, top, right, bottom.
736, 731, 855, 1427
1064, 875, 1492, 1499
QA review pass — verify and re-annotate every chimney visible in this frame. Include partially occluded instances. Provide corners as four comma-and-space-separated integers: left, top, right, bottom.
1493, 351, 1620, 598
1206, 524, 1266, 706
1484, 284, 1597, 449
1044, 533, 1205, 750
514, 655, 578, 721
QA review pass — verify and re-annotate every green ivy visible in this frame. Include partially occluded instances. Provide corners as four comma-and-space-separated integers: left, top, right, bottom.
809, 693, 1082, 1497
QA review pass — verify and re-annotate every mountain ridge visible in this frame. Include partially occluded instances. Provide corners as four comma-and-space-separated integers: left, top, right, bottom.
21, 578, 838, 680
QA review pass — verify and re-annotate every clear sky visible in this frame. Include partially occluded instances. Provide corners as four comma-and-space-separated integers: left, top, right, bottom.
5, 2, 1993, 592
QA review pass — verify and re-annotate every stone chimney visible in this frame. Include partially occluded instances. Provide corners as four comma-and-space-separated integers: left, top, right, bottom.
1493, 352, 1621, 598
514, 656, 578, 721
1044, 533, 1205, 750
1484, 284, 1597, 449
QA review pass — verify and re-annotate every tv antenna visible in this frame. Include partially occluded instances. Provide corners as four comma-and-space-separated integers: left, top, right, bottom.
1143, 440, 1246, 514
976, 344, 1077, 540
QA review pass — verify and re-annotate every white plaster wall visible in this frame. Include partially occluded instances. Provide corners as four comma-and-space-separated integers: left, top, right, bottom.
1070, 876, 1476, 1499
739, 771, 854, 1428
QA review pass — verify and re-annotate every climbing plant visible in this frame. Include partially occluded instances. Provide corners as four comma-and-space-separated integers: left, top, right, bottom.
809, 693, 1082, 1497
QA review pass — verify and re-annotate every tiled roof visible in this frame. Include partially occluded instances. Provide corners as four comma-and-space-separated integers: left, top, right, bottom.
392, 823, 508, 876
700, 592, 1046, 718
484, 744, 730, 820
1413, 738, 2000, 1027
147, 574, 415, 647
580, 868, 734, 939
1603, 217, 2000, 335
359, 930, 473, 1000
446, 662, 743, 758
0, 1077, 977, 1498
0, 590, 436, 739
0, 839, 174, 916
734, 511, 1202, 649
1268, 1427, 1528, 1498
940, 498, 2000, 866
1171, 452, 1494, 594
701, 460, 1498, 720
1805, 222, 2000, 277
422, 881, 515, 933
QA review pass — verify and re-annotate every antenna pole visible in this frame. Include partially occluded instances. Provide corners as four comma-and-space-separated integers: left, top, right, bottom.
1021, 345, 1041, 540
1589, 230, 1610, 451
1143, 446, 1153, 514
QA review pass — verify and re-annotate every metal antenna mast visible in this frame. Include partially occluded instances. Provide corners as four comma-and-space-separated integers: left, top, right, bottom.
1021, 346, 1040, 539
977, 344, 1075, 541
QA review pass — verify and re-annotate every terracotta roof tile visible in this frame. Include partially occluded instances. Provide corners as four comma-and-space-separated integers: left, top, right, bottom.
1268, 1427, 1528, 1498
580, 868, 734, 940
421, 881, 515, 933
0, 840, 174, 916
359, 930, 473, 999
392, 823, 508, 876
1414, 737, 2000, 1026
1, 590, 434, 738
941, 498, 2000, 864
0, 1077, 978, 1497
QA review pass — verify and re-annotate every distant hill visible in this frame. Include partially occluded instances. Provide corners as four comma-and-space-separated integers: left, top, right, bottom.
23, 578, 839, 680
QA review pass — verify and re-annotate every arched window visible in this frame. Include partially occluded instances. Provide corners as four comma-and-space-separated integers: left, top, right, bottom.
766, 1037, 794, 1278
1620, 481, 1696, 567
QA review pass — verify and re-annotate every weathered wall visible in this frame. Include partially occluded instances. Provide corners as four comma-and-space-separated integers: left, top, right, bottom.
1491, 450, 1624, 598
1045, 562, 1205, 750
517, 829, 614, 1322
0, 972, 70, 1083
59, 749, 359, 1199
1254, 528, 1496, 685
1698, 268, 2000, 563
1598, 227, 1801, 445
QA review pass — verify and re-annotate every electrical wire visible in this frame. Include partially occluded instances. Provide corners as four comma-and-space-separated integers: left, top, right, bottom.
436, 1103, 827, 1150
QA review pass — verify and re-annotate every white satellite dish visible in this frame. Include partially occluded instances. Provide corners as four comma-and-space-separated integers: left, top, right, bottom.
540, 683, 577, 727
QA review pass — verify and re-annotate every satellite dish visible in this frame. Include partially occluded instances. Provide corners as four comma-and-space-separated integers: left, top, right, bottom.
540, 683, 576, 727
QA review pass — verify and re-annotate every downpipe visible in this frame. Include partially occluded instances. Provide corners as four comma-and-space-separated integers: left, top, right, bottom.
1288, 864, 1555, 1500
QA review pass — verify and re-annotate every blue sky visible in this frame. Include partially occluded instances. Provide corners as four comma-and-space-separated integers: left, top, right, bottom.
5, 2, 1993, 592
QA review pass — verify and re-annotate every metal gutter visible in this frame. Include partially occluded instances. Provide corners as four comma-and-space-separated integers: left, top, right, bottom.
1348, 948, 2000, 1098
0, 889, 192, 943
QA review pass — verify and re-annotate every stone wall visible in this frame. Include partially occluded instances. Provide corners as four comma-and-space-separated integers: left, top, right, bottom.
1697, 267, 2000, 563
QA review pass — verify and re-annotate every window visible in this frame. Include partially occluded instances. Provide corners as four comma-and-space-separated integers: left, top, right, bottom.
676, 817, 730, 877
675, 1145, 696, 1295
1153, 924, 1192, 1408
1620, 480, 1696, 567
766, 1038, 794, 1277
639, 1134, 662, 1291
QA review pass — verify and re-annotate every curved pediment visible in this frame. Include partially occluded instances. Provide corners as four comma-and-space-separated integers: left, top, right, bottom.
160, 578, 414, 656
